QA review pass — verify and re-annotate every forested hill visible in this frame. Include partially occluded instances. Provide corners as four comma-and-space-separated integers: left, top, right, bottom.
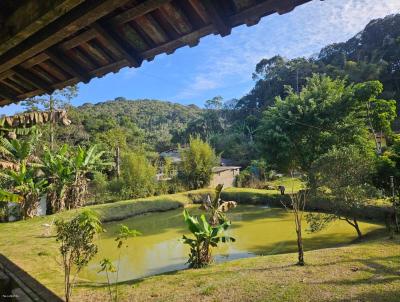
65, 99, 203, 151
238, 13, 400, 112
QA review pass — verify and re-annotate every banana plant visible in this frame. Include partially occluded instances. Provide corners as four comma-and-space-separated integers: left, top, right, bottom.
0, 162, 47, 218
0, 131, 39, 165
182, 209, 235, 268
67, 145, 111, 209
42, 145, 74, 213
200, 184, 237, 226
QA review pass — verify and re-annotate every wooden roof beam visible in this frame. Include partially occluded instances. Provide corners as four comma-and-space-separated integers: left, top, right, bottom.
110, 0, 173, 26
91, 22, 143, 68
0, 84, 20, 102
45, 48, 91, 83
0, 0, 84, 56
201, 0, 231, 37
12, 66, 53, 94
229, 0, 312, 26
0, 0, 133, 74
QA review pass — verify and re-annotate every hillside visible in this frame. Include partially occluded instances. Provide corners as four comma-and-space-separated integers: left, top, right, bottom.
63, 99, 203, 151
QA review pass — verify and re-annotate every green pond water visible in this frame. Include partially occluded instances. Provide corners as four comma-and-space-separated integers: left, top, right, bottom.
80, 205, 382, 283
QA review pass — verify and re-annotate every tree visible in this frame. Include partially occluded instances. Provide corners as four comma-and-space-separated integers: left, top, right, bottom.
55, 210, 102, 302
98, 224, 141, 302
256, 75, 373, 174
95, 128, 128, 179
179, 137, 218, 190
353, 81, 396, 153
286, 188, 307, 266
0, 132, 39, 165
22, 86, 78, 150
42, 144, 109, 212
205, 96, 223, 110
309, 145, 376, 239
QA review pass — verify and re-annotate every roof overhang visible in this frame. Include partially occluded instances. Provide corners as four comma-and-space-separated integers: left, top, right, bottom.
0, 0, 312, 107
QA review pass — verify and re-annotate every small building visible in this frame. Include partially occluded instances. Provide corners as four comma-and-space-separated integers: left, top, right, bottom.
159, 150, 240, 188
210, 166, 241, 188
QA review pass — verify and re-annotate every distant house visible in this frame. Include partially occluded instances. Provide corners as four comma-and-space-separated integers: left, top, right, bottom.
159, 149, 240, 187
210, 166, 241, 188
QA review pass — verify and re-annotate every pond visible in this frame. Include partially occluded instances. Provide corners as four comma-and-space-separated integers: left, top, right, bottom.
80, 205, 382, 283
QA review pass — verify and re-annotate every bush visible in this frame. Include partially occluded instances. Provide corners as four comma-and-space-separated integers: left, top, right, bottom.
179, 137, 218, 190
120, 152, 157, 199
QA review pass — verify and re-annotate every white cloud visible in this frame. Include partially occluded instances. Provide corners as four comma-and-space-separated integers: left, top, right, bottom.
174, 0, 400, 102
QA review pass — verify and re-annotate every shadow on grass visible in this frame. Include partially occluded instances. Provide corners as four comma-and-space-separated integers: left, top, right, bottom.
76, 267, 185, 289
333, 288, 400, 302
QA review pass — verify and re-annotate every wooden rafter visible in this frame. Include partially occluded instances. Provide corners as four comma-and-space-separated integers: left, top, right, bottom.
12, 66, 53, 94
201, 0, 231, 37
91, 22, 143, 67
45, 48, 91, 84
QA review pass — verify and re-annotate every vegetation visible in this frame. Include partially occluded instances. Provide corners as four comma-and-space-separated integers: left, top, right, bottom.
182, 209, 235, 268
0, 11, 399, 302
200, 184, 236, 226
55, 210, 103, 302
116, 152, 157, 199
286, 189, 308, 266
178, 137, 218, 190
309, 146, 377, 238
0, 189, 392, 301
99, 224, 141, 302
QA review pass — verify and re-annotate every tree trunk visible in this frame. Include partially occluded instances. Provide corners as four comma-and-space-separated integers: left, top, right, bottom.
116, 146, 120, 179
296, 227, 305, 266
353, 218, 362, 239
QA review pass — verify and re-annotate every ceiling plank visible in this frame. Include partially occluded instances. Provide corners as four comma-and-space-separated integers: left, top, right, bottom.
0, 0, 133, 74
12, 66, 53, 94
45, 48, 91, 83
91, 22, 143, 67
0, 0, 84, 56
110, 0, 173, 26
201, 0, 231, 36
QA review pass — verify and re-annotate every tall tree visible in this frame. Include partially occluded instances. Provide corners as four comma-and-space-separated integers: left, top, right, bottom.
256, 74, 373, 174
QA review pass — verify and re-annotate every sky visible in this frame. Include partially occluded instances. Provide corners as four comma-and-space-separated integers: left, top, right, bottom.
1, 0, 400, 115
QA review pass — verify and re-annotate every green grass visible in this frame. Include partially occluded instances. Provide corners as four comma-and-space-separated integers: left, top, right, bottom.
0, 188, 398, 301
72, 234, 400, 302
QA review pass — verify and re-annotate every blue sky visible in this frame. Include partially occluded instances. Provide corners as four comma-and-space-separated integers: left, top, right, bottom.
2, 0, 400, 115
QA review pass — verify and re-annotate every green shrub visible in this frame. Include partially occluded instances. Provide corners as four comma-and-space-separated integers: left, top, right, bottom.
120, 152, 157, 199
178, 137, 218, 190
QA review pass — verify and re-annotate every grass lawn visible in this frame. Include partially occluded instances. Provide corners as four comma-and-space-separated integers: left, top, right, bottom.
0, 188, 398, 301
74, 234, 400, 302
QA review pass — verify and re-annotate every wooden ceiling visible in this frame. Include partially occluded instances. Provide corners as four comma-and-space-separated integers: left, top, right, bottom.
0, 0, 312, 107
